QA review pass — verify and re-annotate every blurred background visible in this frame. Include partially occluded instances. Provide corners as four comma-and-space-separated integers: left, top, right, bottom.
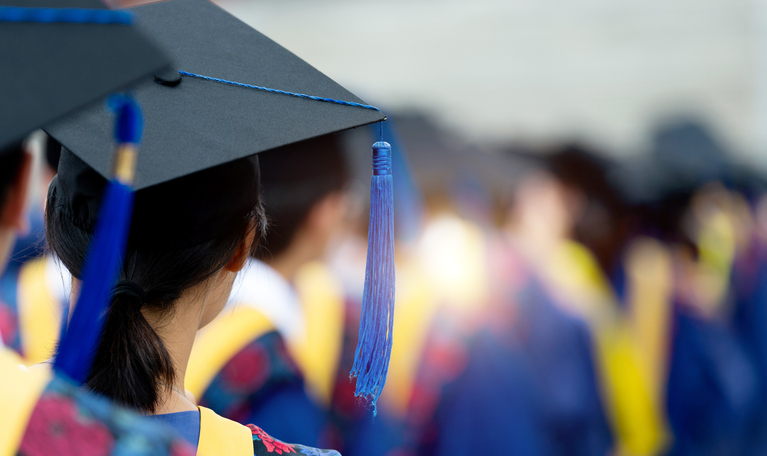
218, 0, 760, 162
8, 0, 767, 455
205, 2, 767, 454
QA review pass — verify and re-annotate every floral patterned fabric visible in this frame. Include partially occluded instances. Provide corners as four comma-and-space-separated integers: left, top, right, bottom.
249, 424, 339, 456
17, 375, 195, 456
14, 373, 341, 456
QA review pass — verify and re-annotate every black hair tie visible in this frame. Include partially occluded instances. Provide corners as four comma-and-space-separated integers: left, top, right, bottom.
112, 281, 147, 309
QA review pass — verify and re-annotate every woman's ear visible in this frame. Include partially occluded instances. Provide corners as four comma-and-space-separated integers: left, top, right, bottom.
0, 151, 33, 232
224, 220, 258, 272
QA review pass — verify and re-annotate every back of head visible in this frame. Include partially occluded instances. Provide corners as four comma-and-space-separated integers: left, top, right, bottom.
46, 148, 266, 412
254, 133, 349, 260
546, 144, 630, 274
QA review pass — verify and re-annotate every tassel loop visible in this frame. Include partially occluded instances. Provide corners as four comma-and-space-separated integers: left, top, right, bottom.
372, 141, 392, 176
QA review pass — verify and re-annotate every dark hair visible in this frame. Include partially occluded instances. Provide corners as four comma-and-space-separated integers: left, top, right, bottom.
254, 133, 349, 259
546, 144, 631, 275
46, 155, 267, 412
0, 142, 26, 210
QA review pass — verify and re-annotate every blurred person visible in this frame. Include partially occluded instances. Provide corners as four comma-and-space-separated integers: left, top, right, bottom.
0, 144, 35, 342
545, 146, 670, 456
0, 134, 69, 363
0, 1, 198, 454
731, 188, 767, 454
652, 187, 757, 456
463, 150, 617, 456
185, 133, 350, 447
613, 120, 760, 456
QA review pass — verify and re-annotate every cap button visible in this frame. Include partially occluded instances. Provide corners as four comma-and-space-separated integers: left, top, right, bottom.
154, 67, 182, 87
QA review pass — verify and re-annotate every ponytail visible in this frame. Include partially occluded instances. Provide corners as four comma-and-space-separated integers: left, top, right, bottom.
86, 281, 174, 412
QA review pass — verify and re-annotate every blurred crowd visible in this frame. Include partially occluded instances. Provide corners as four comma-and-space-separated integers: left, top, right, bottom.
4, 112, 767, 456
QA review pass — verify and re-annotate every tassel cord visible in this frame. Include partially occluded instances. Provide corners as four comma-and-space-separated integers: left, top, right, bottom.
351, 140, 396, 414
0, 7, 133, 24
55, 182, 134, 382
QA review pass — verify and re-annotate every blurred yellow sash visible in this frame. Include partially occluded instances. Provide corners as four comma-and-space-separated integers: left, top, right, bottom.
291, 262, 344, 406
16, 256, 63, 365
547, 240, 670, 456
0, 349, 52, 456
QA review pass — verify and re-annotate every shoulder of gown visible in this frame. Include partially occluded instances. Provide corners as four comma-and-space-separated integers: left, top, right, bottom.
14, 370, 195, 456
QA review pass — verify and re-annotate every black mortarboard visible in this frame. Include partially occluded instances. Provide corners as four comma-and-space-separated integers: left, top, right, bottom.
46, 0, 394, 408
0, 0, 169, 152
608, 119, 739, 207
46, 0, 384, 191
46, 0, 384, 249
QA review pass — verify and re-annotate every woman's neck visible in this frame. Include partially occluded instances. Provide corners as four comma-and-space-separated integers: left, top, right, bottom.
142, 298, 200, 414
142, 277, 229, 415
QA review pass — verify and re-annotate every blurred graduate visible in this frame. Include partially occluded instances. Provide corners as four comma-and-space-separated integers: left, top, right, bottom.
185, 133, 351, 446
0, 1, 199, 454
402, 146, 616, 456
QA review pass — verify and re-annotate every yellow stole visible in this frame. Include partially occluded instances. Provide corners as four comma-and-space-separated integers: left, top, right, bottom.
290, 261, 344, 406
0, 350, 52, 456
197, 406, 253, 456
546, 240, 670, 456
16, 256, 64, 365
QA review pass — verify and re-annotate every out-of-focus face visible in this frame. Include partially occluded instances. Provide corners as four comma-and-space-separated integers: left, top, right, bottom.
306, 191, 351, 263
675, 184, 754, 317
509, 171, 576, 252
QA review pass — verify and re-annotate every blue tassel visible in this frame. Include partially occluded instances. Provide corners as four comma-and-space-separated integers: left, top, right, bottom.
54, 96, 141, 384
351, 139, 396, 414
111, 95, 143, 145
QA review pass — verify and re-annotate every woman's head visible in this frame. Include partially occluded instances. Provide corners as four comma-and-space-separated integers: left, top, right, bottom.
46, 147, 267, 412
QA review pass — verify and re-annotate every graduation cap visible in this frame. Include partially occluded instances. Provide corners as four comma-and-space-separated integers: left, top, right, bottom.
46, 0, 395, 410
0, 0, 169, 152
0, 0, 173, 389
